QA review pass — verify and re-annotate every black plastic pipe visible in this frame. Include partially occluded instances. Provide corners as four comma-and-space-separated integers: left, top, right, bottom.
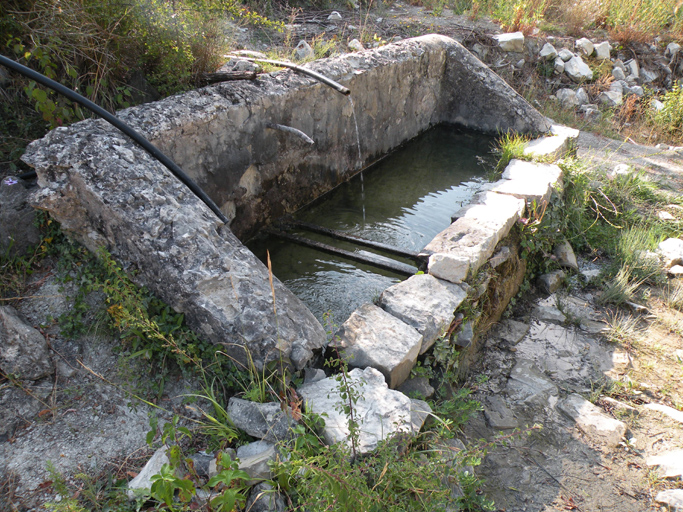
0, 55, 229, 224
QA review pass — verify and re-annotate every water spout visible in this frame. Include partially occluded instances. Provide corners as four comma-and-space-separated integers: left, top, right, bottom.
265, 123, 315, 145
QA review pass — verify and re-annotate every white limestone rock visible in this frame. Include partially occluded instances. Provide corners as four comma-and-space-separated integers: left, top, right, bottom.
379, 273, 467, 354
575, 87, 589, 105
492, 159, 563, 206
626, 59, 639, 79
348, 38, 364, 51
557, 393, 626, 448
298, 367, 416, 453
594, 41, 611, 60
612, 66, 626, 81
554, 56, 565, 74
565, 55, 593, 82
327, 11, 342, 21
558, 48, 574, 61
553, 239, 579, 270
539, 270, 566, 294
539, 42, 557, 60
647, 450, 683, 478
598, 90, 623, 106
294, 40, 314, 60
658, 237, 683, 268
643, 403, 683, 424
332, 303, 422, 388
640, 69, 658, 83
127, 446, 170, 498
656, 489, 683, 511
666, 42, 681, 58
494, 32, 524, 52
556, 88, 577, 107
575, 37, 594, 56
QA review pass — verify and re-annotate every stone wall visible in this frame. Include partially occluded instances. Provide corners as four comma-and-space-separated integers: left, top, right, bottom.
21, 34, 551, 371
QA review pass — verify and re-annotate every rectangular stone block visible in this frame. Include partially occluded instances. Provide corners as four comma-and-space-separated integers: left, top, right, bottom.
423, 217, 500, 283
331, 303, 423, 389
379, 274, 467, 353
523, 124, 579, 160
488, 159, 563, 206
451, 191, 525, 241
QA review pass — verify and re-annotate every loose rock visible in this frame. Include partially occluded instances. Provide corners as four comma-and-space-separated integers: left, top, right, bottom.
658, 238, 683, 268
331, 303, 423, 389
647, 450, 683, 478
0, 306, 54, 381
594, 41, 611, 60
227, 398, 298, 443
655, 489, 683, 511
539, 42, 557, 60
539, 270, 566, 294
348, 38, 364, 51
295, 40, 314, 60
127, 447, 170, 498
557, 394, 626, 448
246, 482, 286, 512
494, 32, 524, 52
553, 240, 579, 270
575, 38, 594, 57
565, 55, 593, 82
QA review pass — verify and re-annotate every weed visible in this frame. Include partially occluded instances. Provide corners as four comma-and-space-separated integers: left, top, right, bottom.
492, 132, 531, 174
603, 310, 644, 348
598, 265, 644, 305
654, 81, 683, 135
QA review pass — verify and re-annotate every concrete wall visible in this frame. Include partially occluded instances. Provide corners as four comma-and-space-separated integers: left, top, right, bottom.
22, 35, 551, 371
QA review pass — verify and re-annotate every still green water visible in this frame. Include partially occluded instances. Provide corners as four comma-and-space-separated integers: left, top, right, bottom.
248, 125, 496, 323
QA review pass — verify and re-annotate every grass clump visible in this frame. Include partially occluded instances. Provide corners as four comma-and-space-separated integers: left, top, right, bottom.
653, 81, 683, 136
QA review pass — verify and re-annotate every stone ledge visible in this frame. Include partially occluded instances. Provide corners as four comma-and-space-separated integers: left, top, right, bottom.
379, 273, 467, 354
488, 159, 563, 206
330, 303, 423, 389
523, 124, 579, 160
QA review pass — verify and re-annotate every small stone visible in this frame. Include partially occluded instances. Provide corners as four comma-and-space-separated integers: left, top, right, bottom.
658, 238, 683, 268
348, 38, 364, 52
667, 42, 682, 58
630, 85, 644, 96
613, 163, 631, 175
227, 398, 298, 443
558, 49, 574, 62
237, 441, 278, 483
610, 81, 623, 94
0, 306, 55, 381
489, 246, 512, 268
599, 90, 623, 106
127, 447, 170, 498
494, 32, 525, 52
659, 210, 676, 221
397, 376, 435, 399
553, 240, 579, 270
575, 87, 589, 106
540, 42, 557, 60
554, 56, 565, 74
515, 59, 525, 68
579, 103, 601, 120
647, 450, 683, 478
304, 368, 326, 384
600, 396, 639, 416
612, 66, 626, 81
294, 40, 314, 60
613, 59, 627, 72
327, 11, 342, 21
652, 99, 665, 111
641, 69, 658, 83
557, 393, 626, 448
626, 59, 640, 79
556, 88, 578, 107
565, 55, 593, 82
655, 489, 683, 512
455, 321, 474, 348
643, 403, 683, 424
594, 41, 611, 60
575, 38, 594, 56
668, 265, 683, 276
246, 482, 286, 512
539, 270, 566, 294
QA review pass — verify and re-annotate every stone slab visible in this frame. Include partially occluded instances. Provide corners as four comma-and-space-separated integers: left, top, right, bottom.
331, 303, 423, 389
489, 159, 562, 206
507, 359, 558, 406
656, 489, 683, 511
379, 273, 467, 353
298, 367, 414, 453
523, 125, 579, 160
483, 395, 518, 429
424, 218, 500, 283
647, 450, 683, 478
643, 403, 683, 424
557, 393, 626, 448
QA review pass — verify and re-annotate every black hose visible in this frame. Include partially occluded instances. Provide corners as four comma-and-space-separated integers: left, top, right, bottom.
0, 55, 229, 224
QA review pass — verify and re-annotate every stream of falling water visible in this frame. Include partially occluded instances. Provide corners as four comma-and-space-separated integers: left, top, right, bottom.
348, 96, 365, 223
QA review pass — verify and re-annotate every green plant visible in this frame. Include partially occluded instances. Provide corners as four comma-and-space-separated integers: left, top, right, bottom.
654, 81, 683, 135
603, 310, 643, 347
492, 132, 531, 175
